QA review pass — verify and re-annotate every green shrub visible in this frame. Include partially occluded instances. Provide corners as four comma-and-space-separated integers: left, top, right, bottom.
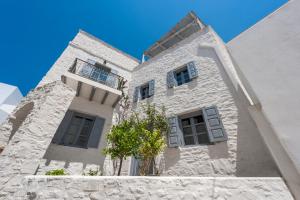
83, 168, 102, 176
45, 169, 67, 176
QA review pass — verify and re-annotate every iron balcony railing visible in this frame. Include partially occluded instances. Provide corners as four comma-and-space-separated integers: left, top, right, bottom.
69, 58, 125, 90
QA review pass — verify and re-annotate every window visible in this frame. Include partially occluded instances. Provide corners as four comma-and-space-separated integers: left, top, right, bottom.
133, 80, 155, 102
61, 113, 95, 148
175, 66, 191, 86
167, 106, 227, 148
181, 114, 209, 145
140, 84, 150, 100
167, 61, 198, 88
90, 63, 111, 83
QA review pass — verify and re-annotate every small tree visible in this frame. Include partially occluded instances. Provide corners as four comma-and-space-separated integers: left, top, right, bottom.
103, 118, 139, 176
104, 103, 168, 176
116, 78, 130, 123
134, 104, 169, 175
106, 77, 131, 175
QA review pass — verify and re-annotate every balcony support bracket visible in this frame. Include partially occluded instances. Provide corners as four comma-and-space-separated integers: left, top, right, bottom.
101, 91, 109, 104
76, 81, 82, 96
89, 87, 96, 101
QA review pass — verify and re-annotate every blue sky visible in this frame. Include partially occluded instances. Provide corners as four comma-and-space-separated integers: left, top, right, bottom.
0, 0, 287, 95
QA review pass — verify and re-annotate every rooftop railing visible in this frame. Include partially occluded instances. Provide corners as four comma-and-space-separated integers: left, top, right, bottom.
69, 58, 124, 91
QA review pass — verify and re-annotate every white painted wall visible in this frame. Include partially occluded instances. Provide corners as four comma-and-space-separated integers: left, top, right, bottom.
36, 31, 139, 175
0, 82, 76, 199
38, 96, 114, 175
129, 27, 279, 177
23, 176, 293, 200
39, 31, 138, 86
227, 0, 300, 197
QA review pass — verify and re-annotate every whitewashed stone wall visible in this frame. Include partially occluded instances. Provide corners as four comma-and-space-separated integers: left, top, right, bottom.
22, 176, 293, 200
36, 96, 116, 176
34, 30, 140, 175
129, 27, 279, 177
0, 82, 76, 200
39, 30, 139, 87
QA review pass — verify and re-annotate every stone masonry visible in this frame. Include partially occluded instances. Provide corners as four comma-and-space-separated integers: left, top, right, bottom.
23, 176, 293, 200
0, 81, 75, 200
129, 27, 279, 177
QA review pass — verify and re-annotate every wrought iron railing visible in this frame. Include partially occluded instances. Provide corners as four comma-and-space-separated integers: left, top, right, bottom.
69, 58, 124, 90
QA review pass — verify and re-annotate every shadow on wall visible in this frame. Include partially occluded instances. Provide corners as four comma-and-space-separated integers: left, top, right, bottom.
162, 147, 181, 171
198, 46, 280, 177
38, 144, 105, 175
8, 102, 34, 141
207, 143, 229, 159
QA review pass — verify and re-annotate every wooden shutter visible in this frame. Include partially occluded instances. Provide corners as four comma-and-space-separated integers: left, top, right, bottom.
133, 86, 140, 103
187, 61, 198, 79
167, 70, 176, 88
202, 106, 227, 143
52, 110, 74, 144
148, 79, 155, 96
168, 116, 181, 147
87, 117, 105, 148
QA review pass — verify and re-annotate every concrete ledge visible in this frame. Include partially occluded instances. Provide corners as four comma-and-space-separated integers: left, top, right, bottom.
23, 176, 293, 200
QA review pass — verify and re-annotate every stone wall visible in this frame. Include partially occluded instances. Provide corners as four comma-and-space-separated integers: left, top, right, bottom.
22, 176, 293, 200
0, 81, 76, 199
36, 96, 114, 176
129, 27, 279, 177
33, 30, 140, 176
39, 31, 139, 87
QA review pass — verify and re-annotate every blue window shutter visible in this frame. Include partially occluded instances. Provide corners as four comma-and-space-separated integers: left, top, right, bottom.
148, 79, 155, 96
87, 117, 105, 148
168, 116, 181, 147
133, 86, 140, 102
187, 61, 198, 79
167, 70, 176, 88
202, 105, 227, 143
52, 110, 74, 144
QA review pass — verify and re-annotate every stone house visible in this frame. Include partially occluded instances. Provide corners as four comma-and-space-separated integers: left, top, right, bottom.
0, 11, 296, 199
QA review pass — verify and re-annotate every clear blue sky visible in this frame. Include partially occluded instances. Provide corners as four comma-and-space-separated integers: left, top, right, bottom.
0, 0, 287, 95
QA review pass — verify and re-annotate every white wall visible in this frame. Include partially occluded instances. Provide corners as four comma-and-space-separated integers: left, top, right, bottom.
0, 82, 76, 199
227, 0, 300, 197
38, 96, 114, 175
23, 176, 293, 200
39, 31, 139, 87
129, 27, 279, 177
36, 31, 140, 175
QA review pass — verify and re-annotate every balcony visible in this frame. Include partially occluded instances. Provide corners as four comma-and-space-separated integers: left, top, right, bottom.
61, 58, 124, 107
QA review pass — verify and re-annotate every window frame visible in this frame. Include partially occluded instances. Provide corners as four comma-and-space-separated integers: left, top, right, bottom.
179, 111, 210, 146
175, 66, 191, 86
90, 63, 111, 83
60, 112, 96, 149
140, 83, 150, 100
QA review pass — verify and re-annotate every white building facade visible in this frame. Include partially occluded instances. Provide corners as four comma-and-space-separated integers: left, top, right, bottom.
0, 11, 296, 200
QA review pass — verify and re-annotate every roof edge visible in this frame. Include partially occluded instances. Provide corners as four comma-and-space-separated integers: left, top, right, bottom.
143, 11, 205, 58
